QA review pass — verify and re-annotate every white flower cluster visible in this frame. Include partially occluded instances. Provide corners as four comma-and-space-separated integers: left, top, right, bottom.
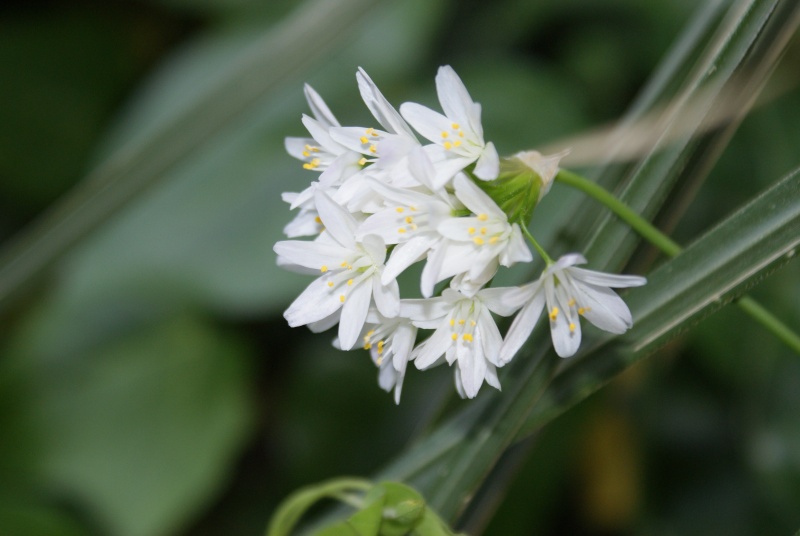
275, 66, 646, 402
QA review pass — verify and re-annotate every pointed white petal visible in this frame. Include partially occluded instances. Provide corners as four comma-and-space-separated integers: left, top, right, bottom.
357, 67, 417, 139
314, 190, 358, 250
360, 234, 387, 265
301, 115, 343, 155
435, 65, 475, 130
453, 173, 505, 218
479, 285, 530, 317
285, 136, 315, 159
415, 326, 452, 369
304, 84, 340, 128
498, 285, 545, 365
400, 102, 453, 145
575, 282, 633, 334
284, 277, 343, 327
478, 307, 503, 366
400, 296, 450, 321
308, 310, 341, 333
372, 276, 400, 318
473, 141, 499, 180
499, 225, 533, 266
383, 236, 436, 283
337, 281, 372, 350
570, 267, 647, 288
273, 240, 352, 270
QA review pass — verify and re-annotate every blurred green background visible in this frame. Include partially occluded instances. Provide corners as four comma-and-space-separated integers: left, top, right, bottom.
1, 0, 799, 535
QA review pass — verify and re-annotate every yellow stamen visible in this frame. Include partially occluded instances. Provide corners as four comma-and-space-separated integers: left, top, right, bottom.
320, 265, 328, 273
449, 319, 455, 326
327, 281, 334, 288
468, 227, 476, 235
405, 216, 413, 224
470, 320, 476, 327
339, 295, 346, 303
366, 127, 377, 136
409, 205, 418, 211
569, 322, 576, 332
443, 141, 452, 150
477, 213, 488, 222
458, 319, 466, 325
549, 307, 559, 321
489, 236, 499, 244
441, 131, 449, 138
314, 216, 322, 224
462, 333, 473, 342
451, 333, 458, 341
347, 279, 353, 286
364, 343, 372, 350
369, 145, 377, 153
480, 227, 487, 235
398, 227, 406, 234
341, 261, 348, 268
473, 237, 485, 246
302, 150, 310, 157
359, 136, 369, 144
453, 140, 462, 147
451, 123, 460, 129
568, 298, 576, 307
358, 157, 367, 166
376, 356, 382, 365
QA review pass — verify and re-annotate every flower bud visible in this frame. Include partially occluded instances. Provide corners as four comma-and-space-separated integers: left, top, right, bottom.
473, 149, 568, 225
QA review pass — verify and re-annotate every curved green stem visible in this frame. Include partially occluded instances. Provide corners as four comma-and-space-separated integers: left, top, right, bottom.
555, 168, 800, 354
520, 223, 553, 265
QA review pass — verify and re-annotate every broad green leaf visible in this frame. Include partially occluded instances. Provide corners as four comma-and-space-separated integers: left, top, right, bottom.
0, 314, 254, 536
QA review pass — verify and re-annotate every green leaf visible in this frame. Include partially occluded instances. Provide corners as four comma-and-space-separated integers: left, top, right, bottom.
0, 314, 255, 536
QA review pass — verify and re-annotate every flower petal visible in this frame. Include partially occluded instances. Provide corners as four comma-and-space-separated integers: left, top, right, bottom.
314, 190, 358, 250
473, 141, 499, 180
357, 67, 417, 139
399, 102, 453, 145
498, 283, 545, 365
304, 84, 340, 128
372, 276, 400, 318
338, 280, 372, 350
284, 277, 343, 328
273, 239, 352, 270
570, 267, 647, 288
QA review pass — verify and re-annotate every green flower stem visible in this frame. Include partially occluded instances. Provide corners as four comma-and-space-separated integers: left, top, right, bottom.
555, 168, 800, 354
520, 223, 554, 265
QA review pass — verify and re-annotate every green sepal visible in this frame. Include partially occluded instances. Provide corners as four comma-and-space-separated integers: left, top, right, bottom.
472, 156, 543, 226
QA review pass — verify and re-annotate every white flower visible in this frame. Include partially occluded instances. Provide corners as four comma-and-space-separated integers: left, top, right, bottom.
273, 191, 400, 350
351, 311, 418, 405
400, 65, 499, 186
431, 173, 532, 292
499, 253, 646, 362
403, 285, 523, 398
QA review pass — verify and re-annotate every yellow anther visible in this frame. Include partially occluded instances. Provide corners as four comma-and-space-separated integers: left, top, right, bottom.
377, 340, 384, 350
480, 227, 487, 235
410, 224, 418, 230
458, 131, 464, 137
449, 319, 455, 326
578, 307, 585, 315
341, 261, 348, 268
441, 131, 449, 138
314, 216, 322, 224
366, 127, 378, 136
364, 330, 374, 342
569, 322, 576, 332
489, 236, 499, 245
462, 333, 474, 343
443, 141, 453, 150
302, 150, 310, 157
347, 279, 353, 286
398, 227, 407, 234
369, 145, 377, 153
451, 333, 458, 341
568, 298, 576, 307
477, 213, 489, 221
358, 157, 367, 166
364, 343, 372, 350
451, 123, 460, 129
396, 207, 404, 213
340, 295, 346, 303
359, 136, 369, 144
320, 265, 328, 273
470, 320, 476, 327
458, 319, 466, 325
468, 227, 476, 235
302, 163, 314, 170
549, 307, 559, 321
473, 237, 485, 246
376, 356, 383, 365
453, 140, 462, 147
327, 281, 334, 288
409, 205, 418, 211
405, 216, 413, 224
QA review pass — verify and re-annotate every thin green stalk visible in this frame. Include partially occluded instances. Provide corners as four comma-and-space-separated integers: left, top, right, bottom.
555, 168, 800, 354
520, 224, 553, 265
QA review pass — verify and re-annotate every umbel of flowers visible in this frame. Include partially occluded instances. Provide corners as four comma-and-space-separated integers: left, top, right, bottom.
275, 66, 646, 403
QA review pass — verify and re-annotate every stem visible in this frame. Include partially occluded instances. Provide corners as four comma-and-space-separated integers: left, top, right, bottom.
555, 168, 800, 354
556, 169, 682, 257
520, 224, 553, 265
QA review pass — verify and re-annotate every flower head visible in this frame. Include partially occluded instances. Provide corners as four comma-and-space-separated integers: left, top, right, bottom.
499, 253, 646, 362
